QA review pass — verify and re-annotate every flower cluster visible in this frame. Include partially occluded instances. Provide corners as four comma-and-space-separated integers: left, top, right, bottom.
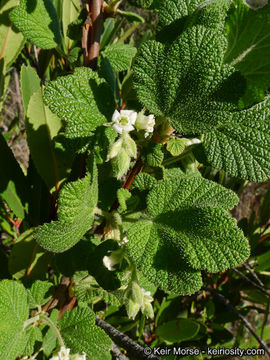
50, 347, 86, 360
111, 109, 155, 137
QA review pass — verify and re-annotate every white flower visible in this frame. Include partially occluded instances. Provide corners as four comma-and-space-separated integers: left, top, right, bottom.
103, 249, 124, 271
112, 110, 137, 134
50, 357, 60, 360
119, 236, 129, 245
58, 346, 70, 360
135, 112, 155, 137
187, 138, 201, 146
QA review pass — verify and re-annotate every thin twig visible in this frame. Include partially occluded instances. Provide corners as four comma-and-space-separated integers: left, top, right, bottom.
83, 0, 104, 68
242, 263, 264, 287
111, 344, 129, 360
202, 287, 270, 357
95, 316, 162, 360
233, 268, 270, 297
88, 0, 104, 69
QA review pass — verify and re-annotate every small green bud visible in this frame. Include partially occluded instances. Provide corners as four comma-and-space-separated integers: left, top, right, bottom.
106, 137, 123, 161
112, 148, 130, 179
142, 301, 154, 319
122, 132, 137, 158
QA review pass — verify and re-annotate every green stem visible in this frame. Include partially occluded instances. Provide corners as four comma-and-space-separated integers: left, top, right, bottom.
23, 315, 40, 330
116, 23, 139, 44
40, 314, 65, 347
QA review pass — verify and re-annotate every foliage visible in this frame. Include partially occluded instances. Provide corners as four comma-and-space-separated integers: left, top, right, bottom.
0, 0, 270, 359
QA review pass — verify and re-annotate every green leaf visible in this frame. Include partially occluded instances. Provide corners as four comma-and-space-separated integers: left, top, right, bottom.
157, 0, 231, 43
26, 86, 63, 190
117, 188, 131, 211
74, 273, 121, 307
23, 326, 42, 357
156, 319, 200, 343
42, 309, 58, 357
0, 280, 29, 360
202, 98, 270, 182
127, 176, 249, 294
147, 176, 239, 214
35, 160, 98, 252
166, 138, 185, 156
102, 44, 137, 72
143, 143, 164, 167
9, 228, 52, 280
225, 0, 270, 89
132, 173, 157, 191
59, 307, 112, 360
20, 65, 40, 114
28, 281, 54, 308
127, 220, 203, 294
0, 132, 28, 219
117, 10, 145, 24
0, 0, 25, 71
9, 0, 61, 49
44, 67, 115, 139
133, 26, 245, 134
62, 0, 80, 50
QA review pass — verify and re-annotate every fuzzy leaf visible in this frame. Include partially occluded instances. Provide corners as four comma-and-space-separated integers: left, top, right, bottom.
127, 220, 203, 294
127, 177, 249, 294
225, 0, 270, 89
167, 138, 185, 156
28, 281, 54, 308
43, 67, 115, 139
133, 25, 245, 134
23, 326, 42, 357
132, 173, 157, 191
202, 98, 270, 182
9, 0, 61, 49
117, 188, 131, 211
35, 161, 98, 252
59, 307, 112, 360
0, 280, 29, 360
102, 44, 137, 72
157, 0, 230, 42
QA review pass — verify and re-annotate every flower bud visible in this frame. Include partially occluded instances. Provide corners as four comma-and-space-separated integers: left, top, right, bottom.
112, 148, 131, 179
122, 132, 137, 158
106, 137, 123, 161
125, 281, 144, 319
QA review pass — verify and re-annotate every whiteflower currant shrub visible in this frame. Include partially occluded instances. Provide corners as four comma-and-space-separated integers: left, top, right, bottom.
0, 0, 269, 358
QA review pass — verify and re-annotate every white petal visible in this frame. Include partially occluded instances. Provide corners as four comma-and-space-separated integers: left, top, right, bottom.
113, 124, 123, 134
112, 110, 120, 123
103, 256, 116, 271
122, 124, 135, 133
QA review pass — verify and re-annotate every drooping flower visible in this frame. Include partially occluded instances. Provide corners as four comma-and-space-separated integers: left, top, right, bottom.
112, 110, 137, 134
58, 346, 70, 360
135, 112, 155, 137
103, 249, 124, 271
